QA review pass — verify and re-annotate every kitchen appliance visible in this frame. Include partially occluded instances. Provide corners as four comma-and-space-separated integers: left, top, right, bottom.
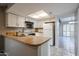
25, 21, 34, 29
28, 33, 35, 35
43, 22, 55, 46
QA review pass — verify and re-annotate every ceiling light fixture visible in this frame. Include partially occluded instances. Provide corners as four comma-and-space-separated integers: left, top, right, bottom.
28, 10, 50, 19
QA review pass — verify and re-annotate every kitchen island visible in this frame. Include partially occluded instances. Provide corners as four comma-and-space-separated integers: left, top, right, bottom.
3, 34, 50, 56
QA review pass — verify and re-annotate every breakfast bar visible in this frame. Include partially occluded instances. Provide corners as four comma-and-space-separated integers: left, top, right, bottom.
2, 33, 50, 56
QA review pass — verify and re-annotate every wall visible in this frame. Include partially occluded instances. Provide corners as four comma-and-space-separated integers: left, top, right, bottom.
74, 8, 78, 56
0, 7, 5, 27
76, 8, 79, 56
0, 7, 7, 34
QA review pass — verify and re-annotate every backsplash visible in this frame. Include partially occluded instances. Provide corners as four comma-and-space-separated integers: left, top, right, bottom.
0, 26, 33, 35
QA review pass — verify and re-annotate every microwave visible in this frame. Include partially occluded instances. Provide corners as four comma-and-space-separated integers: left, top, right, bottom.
25, 21, 33, 29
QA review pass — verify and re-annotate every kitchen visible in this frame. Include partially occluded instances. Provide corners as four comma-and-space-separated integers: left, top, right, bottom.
0, 3, 79, 56
0, 3, 55, 56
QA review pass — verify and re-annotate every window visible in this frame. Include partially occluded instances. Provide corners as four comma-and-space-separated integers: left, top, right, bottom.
61, 16, 75, 22
63, 23, 74, 37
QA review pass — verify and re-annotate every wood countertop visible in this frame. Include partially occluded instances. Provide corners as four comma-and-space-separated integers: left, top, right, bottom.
3, 34, 50, 46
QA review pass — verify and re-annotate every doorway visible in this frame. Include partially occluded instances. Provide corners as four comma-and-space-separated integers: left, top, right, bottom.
59, 16, 75, 56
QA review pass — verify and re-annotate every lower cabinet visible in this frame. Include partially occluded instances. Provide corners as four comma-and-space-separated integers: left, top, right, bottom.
38, 40, 51, 56
5, 37, 50, 56
5, 37, 37, 56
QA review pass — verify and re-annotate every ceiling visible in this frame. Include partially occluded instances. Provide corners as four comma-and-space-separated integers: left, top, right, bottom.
7, 3, 79, 18
0, 3, 8, 7
0, 3, 14, 10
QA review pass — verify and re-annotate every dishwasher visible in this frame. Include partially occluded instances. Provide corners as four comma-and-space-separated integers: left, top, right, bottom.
0, 35, 7, 56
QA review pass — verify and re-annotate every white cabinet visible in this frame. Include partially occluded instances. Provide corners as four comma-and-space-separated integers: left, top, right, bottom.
34, 21, 38, 28
25, 18, 29, 21
6, 13, 26, 27
38, 40, 50, 56
18, 16, 25, 27
6, 13, 18, 27
34, 21, 43, 28
37, 21, 43, 28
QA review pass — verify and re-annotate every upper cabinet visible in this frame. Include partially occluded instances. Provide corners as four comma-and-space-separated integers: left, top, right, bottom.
37, 21, 43, 28
6, 13, 43, 28
34, 21, 43, 28
18, 16, 25, 27
6, 13, 18, 27
33, 21, 38, 28
6, 13, 26, 27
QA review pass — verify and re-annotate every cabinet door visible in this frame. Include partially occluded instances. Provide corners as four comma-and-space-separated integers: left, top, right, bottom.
6, 13, 18, 27
5, 37, 11, 55
38, 40, 51, 56
34, 21, 43, 28
34, 21, 38, 28
37, 21, 43, 28
18, 16, 25, 27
